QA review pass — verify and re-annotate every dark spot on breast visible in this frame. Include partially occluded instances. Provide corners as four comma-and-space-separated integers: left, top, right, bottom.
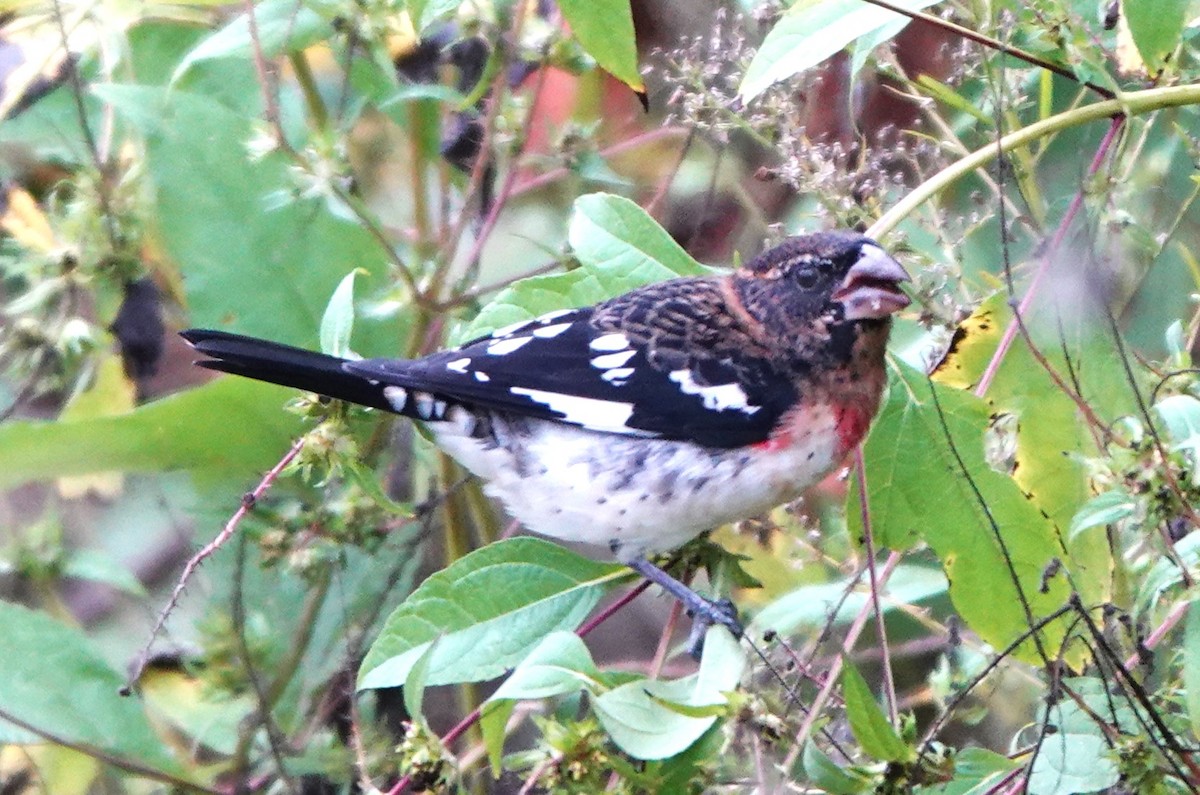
597, 497, 607, 505
806, 451, 815, 460
659, 490, 675, 504
691, 476, 711, 493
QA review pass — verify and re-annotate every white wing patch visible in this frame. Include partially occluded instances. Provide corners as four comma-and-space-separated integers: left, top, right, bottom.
601, 367, 635, 384
384, 386, 408, 411
487, 336, 533, 356
668, 369, 760, 414
590, 350, 636, 369
446, 357, 471, 373
532, 322, 572, 338
589, 333, 630, 352
510, 387, 640, 432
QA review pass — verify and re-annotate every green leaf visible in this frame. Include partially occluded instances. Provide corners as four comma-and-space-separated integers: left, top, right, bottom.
403, 637, 438, 729
568, 193, 708, 289
738, 0, 944, 102
1184, 597, 1200, 740
1155, 394, 1200, 484
1124, 0, 1188, 71
481, 631, 603, 772
840, 660, 911, 763
0, 602, 183, 777
138, 665, 254, 757
592, 627, 744, 760
749, 564, 947, 637
487, 631, 604, 703
914, 747, 1018, 794
62, 550, 147, 597
320, 269, 364, 357
458, 193, 706, 341
172, 0, 333, 83
802, 740, 873, 795
929, 293, 1121, 611
1067, 490, 1137, 542
0, 379, 302, 490
1028, 678, 1124, 794
852, 360, 1070, 663
96, 82, 394, 350
557, 0, 644, 92
358, 539, 625, 689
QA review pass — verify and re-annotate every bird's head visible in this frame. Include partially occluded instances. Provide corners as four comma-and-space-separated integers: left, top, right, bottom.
735, 231, 910, 340
739, 231, 910, 322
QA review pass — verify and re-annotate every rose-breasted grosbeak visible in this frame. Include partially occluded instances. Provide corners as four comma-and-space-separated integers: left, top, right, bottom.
182, 231, 909, 648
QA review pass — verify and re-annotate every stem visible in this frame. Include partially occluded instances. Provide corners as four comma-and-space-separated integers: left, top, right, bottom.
855, 452, 898, 727
857, 0, 1114, 99
868, 85, 1200, 240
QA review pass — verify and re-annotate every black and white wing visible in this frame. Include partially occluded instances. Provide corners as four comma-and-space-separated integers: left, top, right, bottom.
345, 281, 801, 449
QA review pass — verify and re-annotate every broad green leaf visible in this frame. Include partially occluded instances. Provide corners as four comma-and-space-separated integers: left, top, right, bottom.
96, 82, 393, 350
482, 631, 603, 771
927, 292, 1126, 611
0, 378, 302, 489
358, 539, 625, 689
749, 564, 947, 637
840, 660, 910, 763
1067, 490, 1137, 542
1185, 597, 1200, 740
569, 193, 708, 289
1155, 394, 1200, 484
459, 193, 707, 341
62, 550, 147, 597
172, 0, 333, 83
1124, 0, 1188, 72
138, 665, 254, 757
593, 627, 743, 760
914, 747, 1019, 795
487, 631, 604, 703
802, 740, 873, 794
403, 638, 439, 729
320, 269, 364, 357
853, 360, 1071, 663
0, 602, 183, 777
1028, 678, 1126, 794
738, 0, 944, 102
1140, 534, 1200, 613
557, 0, 644, 92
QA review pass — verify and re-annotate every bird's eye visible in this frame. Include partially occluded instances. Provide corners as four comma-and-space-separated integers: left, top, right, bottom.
794, 267, 820, 289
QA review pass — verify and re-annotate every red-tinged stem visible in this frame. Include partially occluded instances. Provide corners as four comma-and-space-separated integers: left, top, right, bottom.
974, 117, 1123, 398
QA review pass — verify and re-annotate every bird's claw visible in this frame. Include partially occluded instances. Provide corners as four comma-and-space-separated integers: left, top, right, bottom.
685, 597, 743, 659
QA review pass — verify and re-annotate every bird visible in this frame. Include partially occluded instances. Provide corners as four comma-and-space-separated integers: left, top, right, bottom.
181, 231, 910, 651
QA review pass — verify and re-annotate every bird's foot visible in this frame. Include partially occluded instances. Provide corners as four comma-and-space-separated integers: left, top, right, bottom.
685, 597, 742, 660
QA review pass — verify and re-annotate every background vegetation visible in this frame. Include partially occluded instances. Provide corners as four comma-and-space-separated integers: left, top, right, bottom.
3, 0, 1200, 792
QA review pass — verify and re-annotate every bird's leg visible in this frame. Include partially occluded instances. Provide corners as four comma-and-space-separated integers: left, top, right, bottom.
622, 555, 743, 659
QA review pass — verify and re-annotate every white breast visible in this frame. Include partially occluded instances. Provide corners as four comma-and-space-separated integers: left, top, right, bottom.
430, 407, 842, 560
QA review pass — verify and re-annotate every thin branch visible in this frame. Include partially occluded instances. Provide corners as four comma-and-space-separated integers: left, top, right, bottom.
0, 707, 219, 793
854, 451, 898, 726
857, 0, 1114, 99
780, 551, 902, 773
124, 435, 308, 691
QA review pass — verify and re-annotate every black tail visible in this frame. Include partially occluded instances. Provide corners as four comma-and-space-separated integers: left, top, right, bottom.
180, 329, 396, 412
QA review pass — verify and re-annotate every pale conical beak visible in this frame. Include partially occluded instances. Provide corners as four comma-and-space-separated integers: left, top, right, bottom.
831, 244, 911, 321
